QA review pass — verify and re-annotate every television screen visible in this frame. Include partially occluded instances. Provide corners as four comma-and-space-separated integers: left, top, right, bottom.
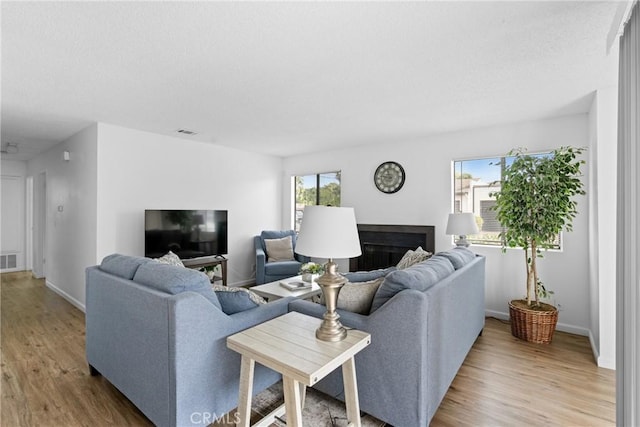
144, 210, 228, 259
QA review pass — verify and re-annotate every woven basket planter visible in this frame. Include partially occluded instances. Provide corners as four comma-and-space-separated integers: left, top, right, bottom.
509, 299, 558, 344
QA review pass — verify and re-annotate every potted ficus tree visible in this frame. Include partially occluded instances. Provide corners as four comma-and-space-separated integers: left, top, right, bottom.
491, 146, 586, 344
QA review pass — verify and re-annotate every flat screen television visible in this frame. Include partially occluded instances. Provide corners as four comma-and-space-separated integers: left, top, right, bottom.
144, 210, 228, 260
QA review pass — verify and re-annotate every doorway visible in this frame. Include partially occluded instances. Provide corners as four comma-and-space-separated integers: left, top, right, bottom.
32, 171, 46, 279
26, 176, 33, 271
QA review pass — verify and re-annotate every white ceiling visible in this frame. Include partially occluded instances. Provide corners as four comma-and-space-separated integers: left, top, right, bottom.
1, 1, 621, 162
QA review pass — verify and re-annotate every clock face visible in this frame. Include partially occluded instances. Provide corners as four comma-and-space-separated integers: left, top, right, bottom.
374, 161, 405, 194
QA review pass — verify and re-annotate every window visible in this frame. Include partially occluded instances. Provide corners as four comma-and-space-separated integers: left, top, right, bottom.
453, 153, 560, 249
294, 172, 341, 231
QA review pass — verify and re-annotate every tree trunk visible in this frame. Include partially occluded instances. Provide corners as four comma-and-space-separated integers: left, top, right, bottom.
525, 245, 533, 306
531, 239, 539, 305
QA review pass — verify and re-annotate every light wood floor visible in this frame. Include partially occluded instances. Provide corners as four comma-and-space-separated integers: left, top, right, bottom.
1, 271, 615, 426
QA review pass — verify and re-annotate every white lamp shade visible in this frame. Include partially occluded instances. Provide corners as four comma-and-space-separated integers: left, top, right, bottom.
445, 213, 479, 235
295, 206, 362, 259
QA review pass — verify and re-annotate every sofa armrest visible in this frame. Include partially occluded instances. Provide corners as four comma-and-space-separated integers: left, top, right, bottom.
254, 236, 267, 284
294, 253, 311, 263
171, 294, 293, 426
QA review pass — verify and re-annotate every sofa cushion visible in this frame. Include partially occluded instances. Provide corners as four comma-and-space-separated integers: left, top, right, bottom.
343, 267, 396, 283
154, 251, 185, 267
264, 236, 295, 262
436, 247, 476, 270
370, 255, 455, 313
264, 260, 302, 276
133, 262, 221, 309
396, 246, 433, 269
213, 285, 266, 315
100, 253, 152, 280
321, 277, 384, 314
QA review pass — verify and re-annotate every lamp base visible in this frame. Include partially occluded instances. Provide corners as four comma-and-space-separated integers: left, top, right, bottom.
315, 259, 348, 342
455, 235, 471, 247
316, 311, 348, 342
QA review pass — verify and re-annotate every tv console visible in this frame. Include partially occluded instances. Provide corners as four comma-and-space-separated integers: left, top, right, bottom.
182, 255, 228, 286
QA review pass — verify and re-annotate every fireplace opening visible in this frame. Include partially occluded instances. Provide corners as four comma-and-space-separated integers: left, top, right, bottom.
349, 224, 435, 271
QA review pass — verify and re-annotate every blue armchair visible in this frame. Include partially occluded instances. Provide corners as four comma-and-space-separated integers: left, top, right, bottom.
254, 230, 310, 284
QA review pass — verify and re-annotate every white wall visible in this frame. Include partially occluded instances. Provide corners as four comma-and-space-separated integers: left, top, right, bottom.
95, 123, 283, 286
283, 114, 594, 334
588, 87, 617, 369
26, 124, 99, 309
1, 160, 27, 271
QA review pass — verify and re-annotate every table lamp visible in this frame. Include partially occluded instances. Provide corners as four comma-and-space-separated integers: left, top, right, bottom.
445, 212, 479, 247
295, 206, 362, 342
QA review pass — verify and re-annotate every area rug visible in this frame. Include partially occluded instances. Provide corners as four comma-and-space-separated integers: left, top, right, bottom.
218, 381, 386, 426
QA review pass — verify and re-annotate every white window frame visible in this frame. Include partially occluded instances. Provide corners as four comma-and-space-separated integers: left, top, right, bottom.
452, 153, 562, 250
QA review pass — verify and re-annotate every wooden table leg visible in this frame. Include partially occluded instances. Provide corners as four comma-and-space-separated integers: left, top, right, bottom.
236, 356, 255, 427
299, 381, 306, 410
283, 376, 304, 427
342, 357, 362, 427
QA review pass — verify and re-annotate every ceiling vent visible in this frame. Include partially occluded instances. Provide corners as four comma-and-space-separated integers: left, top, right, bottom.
175, 128, 198, 136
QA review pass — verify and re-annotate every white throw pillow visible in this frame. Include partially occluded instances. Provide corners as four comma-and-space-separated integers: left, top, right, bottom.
154, 251, 184, 267
321, 277, 384, 315
396, 246, 432, 269
264, 236, 295, 262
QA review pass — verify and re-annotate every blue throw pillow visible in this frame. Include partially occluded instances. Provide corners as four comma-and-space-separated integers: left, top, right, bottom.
100, 253, 152, 279
370, 255, 455, 313
213, 285, 266, 315
133, 262, 221, 309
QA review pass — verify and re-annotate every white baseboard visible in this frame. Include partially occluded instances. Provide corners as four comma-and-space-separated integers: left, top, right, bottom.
1, 268, 23, 273
485, 309, 509, 321
45, 280, 85, 313
598, 355, 616, 370
484, 309, 590, 336
588, 330, 601, 363
588, 330, 616, 369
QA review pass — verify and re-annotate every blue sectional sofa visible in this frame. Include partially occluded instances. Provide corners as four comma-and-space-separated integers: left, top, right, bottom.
289, 248, 486, 426
85, 254, 291, 427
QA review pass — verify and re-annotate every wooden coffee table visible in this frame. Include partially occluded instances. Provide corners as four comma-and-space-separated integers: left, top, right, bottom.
227, 311, 371, 427
249, 276, 321, 301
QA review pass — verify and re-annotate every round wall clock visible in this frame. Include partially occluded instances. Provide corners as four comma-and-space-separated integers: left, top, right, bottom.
374, 161, 405, 194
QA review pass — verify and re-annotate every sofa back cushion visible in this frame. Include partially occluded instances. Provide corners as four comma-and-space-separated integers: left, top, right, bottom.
370, 255, 455, 313
343, 267, 396, 283
133, 262, 221, 309
100, 253, 153, 280
436, 247, 476, 270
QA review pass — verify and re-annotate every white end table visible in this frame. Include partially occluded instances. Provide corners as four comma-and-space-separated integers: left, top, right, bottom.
249, 276, 322, 301
227, 311, 371, 427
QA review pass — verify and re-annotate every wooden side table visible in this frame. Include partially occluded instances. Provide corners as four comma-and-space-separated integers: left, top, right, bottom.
227, 311, 371, 427
182, 255, 228, 286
